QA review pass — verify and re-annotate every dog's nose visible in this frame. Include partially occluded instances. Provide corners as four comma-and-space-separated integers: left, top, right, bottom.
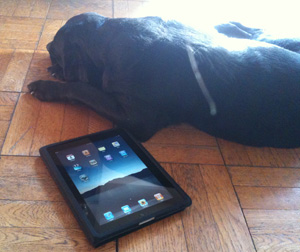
46, 42, 51, 51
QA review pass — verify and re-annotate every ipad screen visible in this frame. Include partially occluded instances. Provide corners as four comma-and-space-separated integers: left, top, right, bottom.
55, 134, 173, 226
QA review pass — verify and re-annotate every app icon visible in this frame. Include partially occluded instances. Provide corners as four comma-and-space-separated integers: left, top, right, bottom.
98, 146, 106, 152
112, 141, 120, 148
89, 159, 98, 166
121, 205, 132, 214
119, 150, 128, 157
82, 149, 91, 156
73, 164, 82, 172
104, 155, 113, 161
103, 211, 114, 221
79, 174, 89, 182
66, 154, 75, 161
138, 199, 148, 207
154, 193, 164, 201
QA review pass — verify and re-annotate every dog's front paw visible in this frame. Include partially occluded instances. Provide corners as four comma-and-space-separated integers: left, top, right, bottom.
28, 80, 65, 102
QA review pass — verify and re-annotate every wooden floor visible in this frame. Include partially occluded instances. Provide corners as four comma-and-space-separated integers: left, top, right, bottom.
0, 0, 300, 251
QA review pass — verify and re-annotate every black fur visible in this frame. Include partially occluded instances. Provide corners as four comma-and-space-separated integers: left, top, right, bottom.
28, 13, 300, 148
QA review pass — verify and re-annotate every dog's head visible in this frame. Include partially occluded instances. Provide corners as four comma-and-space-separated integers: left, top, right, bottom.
46, 13, 107, 82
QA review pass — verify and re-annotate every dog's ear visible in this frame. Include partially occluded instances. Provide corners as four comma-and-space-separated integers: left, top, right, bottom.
62, 40, 89, 83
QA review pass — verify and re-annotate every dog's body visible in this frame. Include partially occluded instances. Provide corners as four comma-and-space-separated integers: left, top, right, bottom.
28, 13, 300, 148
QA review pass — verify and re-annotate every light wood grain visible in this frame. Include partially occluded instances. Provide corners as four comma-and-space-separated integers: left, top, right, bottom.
0, 156, 48, 177
0, 50, 33, 91
143, 144, 224, 164
13, 0, 51, 18
219, 139, 300, 167
0, 16, 44, 49
0, 49, 14, 83
23, 50, 57, 92
0, 228, 116, 252
0, 92, 19, 105
236, 186, 300, 210
0, 121, 9, 150
2, 93, 41, 155
29, 101, 65, 156
114, 0, 147, 18
200, 165, 255, 252
146, 127, 217, 146
0, 0, 18, 16
245, 209, 300, 252
0, 176, 63, 201
47, 0, 113, 19
217, 139, 252, 166
88, 110, 113, 134
229, 166, 300, 187
60, 104, 90, 141
0, 106, 14, 120
166, 163, 223, 252
0, 200, 78, 228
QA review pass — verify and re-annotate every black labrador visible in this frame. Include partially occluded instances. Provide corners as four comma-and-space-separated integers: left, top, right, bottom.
28, 13, 300, 148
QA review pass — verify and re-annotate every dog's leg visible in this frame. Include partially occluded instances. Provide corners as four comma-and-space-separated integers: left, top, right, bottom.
27, 80, 163, 141
215, 22, 262, 39
216, 22, 300, 53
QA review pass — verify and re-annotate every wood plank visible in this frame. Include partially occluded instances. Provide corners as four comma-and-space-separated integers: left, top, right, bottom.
60, 104, 89, 141
13, 0, 51, 18
23, 50, 56, 91
200, 165, 255, 252
114, 0, 161, 18
47, 0, 113, 19
0, 156, 48, 177
166, 163, 223, 252
37, 19, 65, 50
236, 186, 300, 210
13, 0, 36, 17
29, 102, 65, 156
146, 127, 217, 146
118, 214, 188, 252
114, 0, 145, 18
219, 138, 300, 167
0, 50, 34, 92
244, 209, 300, 252
0, 121, 10, 151
143, 144, 223, 164
0, 228, 115, 252
88, 110, 113, 134
0, 0, 18, 16
30, 0, 52, 18
2, 93, 41, 155
0, 92, 19, 105
0, 16, 44, 49
0, 16, 44, 33
217, 139, 252, 166
245, 147, 280, 167
269, 148, 300, 168
0, 49, 14, 83
118, 226, 154, 252
0, 200, 78, 228
229, 166, 300, 187
0, 105, 14, 120
0, 176, 63, 201
149, 214, 188, 252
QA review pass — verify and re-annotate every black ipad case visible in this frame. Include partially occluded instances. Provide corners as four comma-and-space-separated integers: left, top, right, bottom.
39, 128, 191, 247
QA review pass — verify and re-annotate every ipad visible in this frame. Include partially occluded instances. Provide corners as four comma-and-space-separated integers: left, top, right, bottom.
40, 128, 191, 247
